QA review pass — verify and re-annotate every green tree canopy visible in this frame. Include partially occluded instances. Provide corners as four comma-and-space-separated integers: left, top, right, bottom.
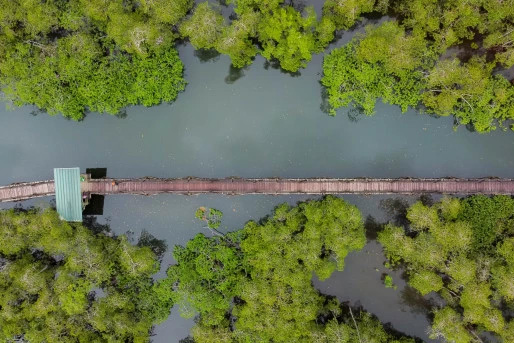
322, 21, 434, 115
322, 18, 514, 132
166, 196, 416, 343
0, 208, 172, 342
0, 0, 189, 119
378, 195, 514, 343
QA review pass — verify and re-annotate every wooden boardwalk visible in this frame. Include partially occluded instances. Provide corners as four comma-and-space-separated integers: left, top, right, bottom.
2, 177, 514, 203
0, 180, 55, 202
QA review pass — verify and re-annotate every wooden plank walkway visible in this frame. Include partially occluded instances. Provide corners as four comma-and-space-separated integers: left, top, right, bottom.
0, 180, 55, 202
2, 177, 514, 203
83, 178, 514, 195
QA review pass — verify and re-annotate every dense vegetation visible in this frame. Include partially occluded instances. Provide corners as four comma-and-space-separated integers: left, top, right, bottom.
0, 0, 189, 119
379, 195, 514, 342
0, 198, 421, 343
0, 208, 171, 342
1, 0, 513, 131
322, 1, 514, 133
3, 194, 514, 342
167, 196, 417, 343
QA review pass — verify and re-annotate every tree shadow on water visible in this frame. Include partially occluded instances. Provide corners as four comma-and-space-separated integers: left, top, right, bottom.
418, 194, 434, 206
194, 48, 221, 63
82, 215, 111, 235
81, 217, 167, 260
115, 109, 128, 119
137, 229, 168, 261
285, 0, 306, 13
347, 108, 363, 122
319, 85, 331, 114
399, 285, 434, 316
263, 59, 301, 77
364, 215, 382, 241
379, 198, 410, 228
225, 65, 248, 84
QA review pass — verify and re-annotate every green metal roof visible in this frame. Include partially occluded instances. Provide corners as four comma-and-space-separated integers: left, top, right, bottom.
54, 168, 82, 222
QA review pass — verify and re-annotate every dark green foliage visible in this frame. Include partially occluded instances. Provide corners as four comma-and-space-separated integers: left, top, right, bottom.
378, 195, 514, 343
0, 0, 189, 119
166, 196, 416, 343
0, 208, 172, 342
459, 195, 514, 253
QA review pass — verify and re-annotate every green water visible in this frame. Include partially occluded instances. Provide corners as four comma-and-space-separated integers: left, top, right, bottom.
1, 25, 513, 342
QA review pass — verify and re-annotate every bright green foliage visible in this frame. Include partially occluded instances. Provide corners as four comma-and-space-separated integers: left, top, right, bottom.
322, 0, 375, 30
195, 207, 223, 229
165, 197, 414, 343
180, 2, 226, 50
396, 0, 514, 65
355, 22, 432, 75
233, 196, 366, 342
423, 57, 514, 132
408, 270, 443, 295
438, 196, 462, 221
396, 0, 483, 51
258, 6, 319, 72
0, 208, 171, 342
322, 18, 514, 132
183, 1, 341, 71
216, 11, 260, 68
1, 41, 186, 119
227, 0, 284, 15
180, 2, 261, 68
378, 195, 514, 343
430, 308, 473, 343
383, 274, 395, 289
318, 312, 414, 343
167, 232, 245, 326
322, 21, 434, 115
0, 0, 189, 119
320, 0, 514, 133
406, 201, 440, 231
139, 0, 193, 26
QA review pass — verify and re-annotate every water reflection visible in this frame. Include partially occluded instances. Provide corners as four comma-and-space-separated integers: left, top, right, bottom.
263, 59, 302, 77
313, 240, 440, 343
225, 65, 248, 84
379, 197, 410, 227
137, 230, 168, 261
399, 286, 435, 316
194, 48, 221, 63
364, 215, 382, 241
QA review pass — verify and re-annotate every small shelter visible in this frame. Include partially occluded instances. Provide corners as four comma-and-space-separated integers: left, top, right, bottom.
54, 168, 83, 222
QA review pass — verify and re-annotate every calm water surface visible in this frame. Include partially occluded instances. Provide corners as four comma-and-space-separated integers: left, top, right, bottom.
1, 13, 512, 342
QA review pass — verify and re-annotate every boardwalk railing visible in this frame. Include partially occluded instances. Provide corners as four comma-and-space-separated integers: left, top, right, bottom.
2, 177, 514, 203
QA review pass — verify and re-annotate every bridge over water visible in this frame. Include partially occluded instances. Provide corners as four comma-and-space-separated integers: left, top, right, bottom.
2, 171, 514, 221
3, 177, 514, 202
